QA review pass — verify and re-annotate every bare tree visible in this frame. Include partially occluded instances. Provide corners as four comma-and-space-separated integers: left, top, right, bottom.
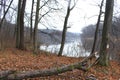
32, 0, 61, 53
0, 0, 14, 49
98, 0, 114, 66
58, 0, 77, 56
0, 0, 13, 31
90, 0, 104, 55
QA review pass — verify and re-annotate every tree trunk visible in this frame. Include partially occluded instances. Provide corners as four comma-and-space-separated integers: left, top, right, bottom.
58, 0, 71, 56
0, 61, 87, 80
0, 0, 2, 17
16, 0, 21, 48
16, 0, 26, 50
90, 0, 104, 55
98, 0, 114, 66
33, 0, 40, 54
19, 0, 26, 50
30, 0, 34, 40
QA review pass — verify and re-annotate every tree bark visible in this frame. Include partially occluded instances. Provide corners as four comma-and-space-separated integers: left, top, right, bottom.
30, 0, 34, 40
58, 0, 71, 56
98, 0, 114, 66
0, 61, 87, 80
16, 0, 26, 50
0, 70, 15, 79
19, 0, 26, 50
16, 0, 21, 48
33, 0, 40, 54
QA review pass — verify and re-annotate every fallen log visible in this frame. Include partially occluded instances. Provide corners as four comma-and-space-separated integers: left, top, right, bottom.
0, 70, 15, 79
0, 62, 86, 80
0, 54, 96, 80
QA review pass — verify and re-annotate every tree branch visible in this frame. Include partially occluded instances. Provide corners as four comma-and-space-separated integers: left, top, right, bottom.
0, 0, 14, 30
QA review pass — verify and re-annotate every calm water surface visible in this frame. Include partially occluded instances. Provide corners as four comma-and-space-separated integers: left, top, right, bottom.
40, 41, 90, 57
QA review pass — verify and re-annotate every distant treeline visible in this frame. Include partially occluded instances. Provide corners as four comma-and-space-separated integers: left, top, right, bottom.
80, 16, 120, 61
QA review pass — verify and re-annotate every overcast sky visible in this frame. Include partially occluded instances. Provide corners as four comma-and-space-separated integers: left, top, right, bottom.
13, 0, 120, 33
66, 0, 120, 33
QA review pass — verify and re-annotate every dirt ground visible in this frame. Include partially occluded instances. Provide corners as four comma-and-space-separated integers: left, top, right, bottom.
0, 48, 120, 80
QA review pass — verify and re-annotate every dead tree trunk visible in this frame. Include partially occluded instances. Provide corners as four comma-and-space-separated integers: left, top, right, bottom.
0, 60, 88, 80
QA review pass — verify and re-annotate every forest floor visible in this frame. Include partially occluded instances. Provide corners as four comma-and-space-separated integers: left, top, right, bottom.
0, 48, 120, 80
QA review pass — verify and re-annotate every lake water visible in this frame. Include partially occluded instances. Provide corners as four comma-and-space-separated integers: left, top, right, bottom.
40, 41, 90, 57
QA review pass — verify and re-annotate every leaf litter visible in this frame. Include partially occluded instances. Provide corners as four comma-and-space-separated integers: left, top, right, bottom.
0, 48, 120, 80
